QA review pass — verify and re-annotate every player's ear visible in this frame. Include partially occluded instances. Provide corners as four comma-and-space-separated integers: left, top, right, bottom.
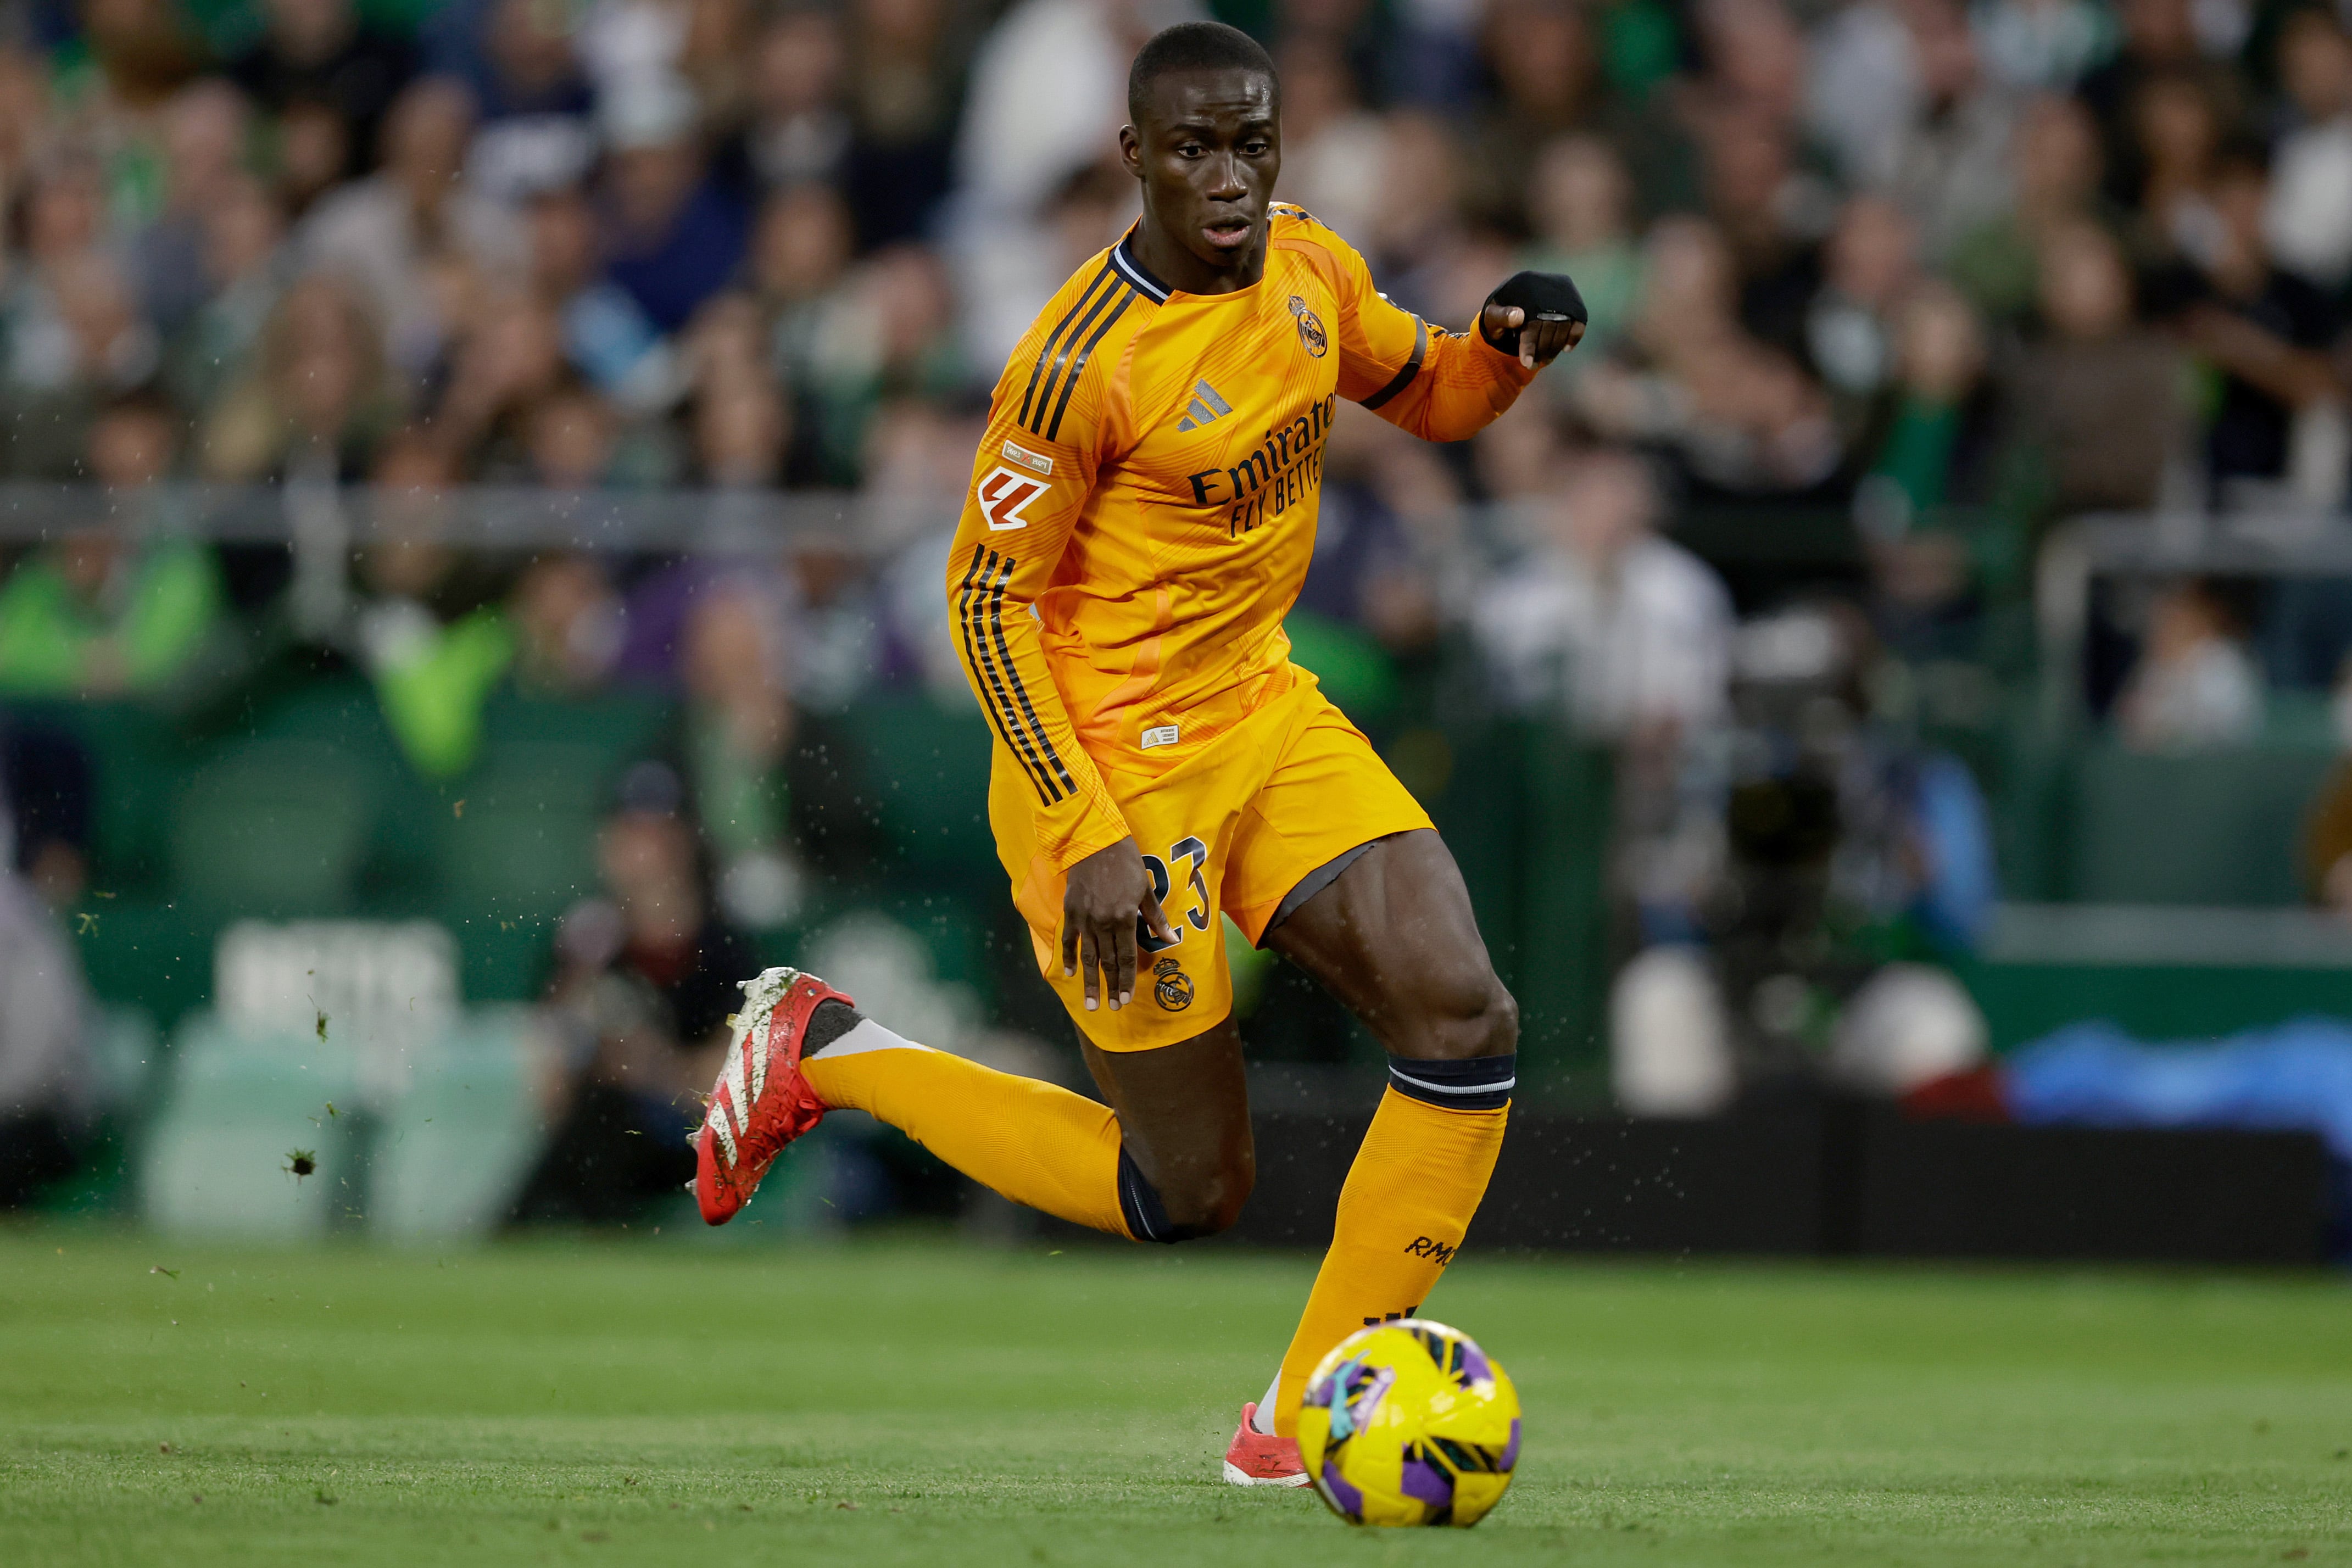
1118, 123, 1143, 178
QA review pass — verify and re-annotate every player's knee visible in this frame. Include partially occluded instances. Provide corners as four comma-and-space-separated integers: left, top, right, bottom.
1444, 977, 1518, 1061
1118, 1144, 1253, 1243
1160, 1158, 1253, 1239
1481, 980, 1520, 1055
1413, 963, 1518, 1062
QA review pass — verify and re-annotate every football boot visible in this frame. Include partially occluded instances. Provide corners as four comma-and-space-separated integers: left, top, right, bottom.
1221, 1403, 1310, 1487
694, 966, 857, 1225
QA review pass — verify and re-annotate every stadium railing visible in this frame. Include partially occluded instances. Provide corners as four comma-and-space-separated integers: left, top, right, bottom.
0, 481, 904, 549
2036, 506, 2352, 731
0, 481, 1618, 1075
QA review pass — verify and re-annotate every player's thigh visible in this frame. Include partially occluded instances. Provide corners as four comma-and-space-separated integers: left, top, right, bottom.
1266, 828, 1515, 1062
1221, 690, 1434, 945
1081, 1012, 1253, 1211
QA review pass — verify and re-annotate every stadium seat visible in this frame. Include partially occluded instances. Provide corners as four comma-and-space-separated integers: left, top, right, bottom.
815, 699, 1006, 990
473, 689, 671, 754
2066, 743, 2337, 905
428, 694, 672, 926
142, 1013, 364, 1239
431, 743, 607, 922
168, 740, 378, 915
836, 696, 994, 875
70, 896, 214, 1041
370, 1008, 551, 1240
10, 698, 182, 889
88, 1003, 160, 1111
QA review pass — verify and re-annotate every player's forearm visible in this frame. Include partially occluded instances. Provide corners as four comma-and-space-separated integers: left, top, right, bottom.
1373, 331, 1536, 443
945, 543, 1130, 871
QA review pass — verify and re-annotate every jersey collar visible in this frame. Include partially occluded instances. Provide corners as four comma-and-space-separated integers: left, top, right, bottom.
1112, 228, 1172, 304
1114, 226, 1274, 304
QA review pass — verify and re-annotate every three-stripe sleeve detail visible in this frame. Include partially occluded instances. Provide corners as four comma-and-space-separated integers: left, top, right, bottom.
1045, 287, 1135, 440
1017, 264, 1117, 432
1359, 316, 1429, 411
1029, 278, 1134, 437
985, 554, 1076, 795
957, 544, 1059, 804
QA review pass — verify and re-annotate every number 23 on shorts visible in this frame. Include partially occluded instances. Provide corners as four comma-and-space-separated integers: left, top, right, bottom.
1138, 834, 1212, 952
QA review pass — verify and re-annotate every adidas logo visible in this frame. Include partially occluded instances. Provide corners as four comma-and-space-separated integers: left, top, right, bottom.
1175, 379, 1233, 432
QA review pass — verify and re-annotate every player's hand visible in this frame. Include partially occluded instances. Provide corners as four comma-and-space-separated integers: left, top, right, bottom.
1480, 303, 1586, 370
1062, 837, 1179, 1012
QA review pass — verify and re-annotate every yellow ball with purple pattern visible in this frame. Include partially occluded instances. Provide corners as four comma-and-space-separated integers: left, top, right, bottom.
1295, 1318, 1521, 1527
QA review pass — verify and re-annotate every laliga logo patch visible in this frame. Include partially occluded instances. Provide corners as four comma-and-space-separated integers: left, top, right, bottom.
1288, 294, 1328, 358
976, 465, 1048, 531
1153, 956, 1194, 1011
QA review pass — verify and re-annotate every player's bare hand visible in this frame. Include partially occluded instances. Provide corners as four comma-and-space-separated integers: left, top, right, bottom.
1481, 303, 1586, 370
1062, 837, 1178, 1012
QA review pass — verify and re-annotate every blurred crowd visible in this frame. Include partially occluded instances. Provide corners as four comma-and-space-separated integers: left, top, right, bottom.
0, 0, 2339, 560
0, 0, 2348, 722
8, 0, 2352, 1167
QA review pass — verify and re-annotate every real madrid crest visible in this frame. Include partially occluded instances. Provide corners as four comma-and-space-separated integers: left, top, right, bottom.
1288, 294, 1328, 358
1153, 956, 1195, 1011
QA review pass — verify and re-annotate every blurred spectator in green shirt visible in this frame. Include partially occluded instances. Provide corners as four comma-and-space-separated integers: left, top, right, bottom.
350, 431, 515, 777
1519, 134, 1645, 398
0, 394, 224, 697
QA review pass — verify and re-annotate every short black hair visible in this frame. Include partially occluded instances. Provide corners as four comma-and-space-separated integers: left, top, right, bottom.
1127, 21, 1278, 124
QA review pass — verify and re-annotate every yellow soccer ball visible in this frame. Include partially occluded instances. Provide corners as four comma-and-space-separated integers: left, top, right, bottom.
1295, 1318, 1521, 1527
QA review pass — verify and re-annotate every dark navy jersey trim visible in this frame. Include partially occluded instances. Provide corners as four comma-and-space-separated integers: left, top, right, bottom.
1359, 316, 1428, 411
1112, 232, 1171, 304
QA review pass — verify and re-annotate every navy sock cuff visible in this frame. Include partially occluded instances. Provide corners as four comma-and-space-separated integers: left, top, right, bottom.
1116, 1145, 1220, 1243
1117, 1145, 1174, 1243
1386, 1053, 1515, 1112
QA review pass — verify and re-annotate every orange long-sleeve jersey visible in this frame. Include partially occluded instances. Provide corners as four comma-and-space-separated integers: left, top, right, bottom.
946, 205, 1537, 872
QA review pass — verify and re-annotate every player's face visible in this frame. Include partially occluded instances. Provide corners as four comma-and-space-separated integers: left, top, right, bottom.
1122, 68, 1280, 277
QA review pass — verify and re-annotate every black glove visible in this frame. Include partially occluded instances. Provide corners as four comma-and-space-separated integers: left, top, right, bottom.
1479, 270, 1589, 355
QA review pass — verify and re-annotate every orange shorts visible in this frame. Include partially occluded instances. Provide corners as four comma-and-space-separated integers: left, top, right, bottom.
989, 665, 1434, 1051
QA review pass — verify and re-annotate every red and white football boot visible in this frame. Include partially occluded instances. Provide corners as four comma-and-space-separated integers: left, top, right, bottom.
694, 966, 856, 1225
1222, 1403, 1310, 1487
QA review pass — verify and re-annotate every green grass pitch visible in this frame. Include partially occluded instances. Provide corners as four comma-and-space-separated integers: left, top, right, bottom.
3, 1230, 2349, 1566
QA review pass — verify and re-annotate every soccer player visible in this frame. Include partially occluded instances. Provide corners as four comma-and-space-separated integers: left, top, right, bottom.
693, 20, 1582, 1486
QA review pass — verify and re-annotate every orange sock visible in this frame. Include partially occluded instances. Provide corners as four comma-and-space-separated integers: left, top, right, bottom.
801, 1021, 1134, 1238
1269, 1078, 1509, 1437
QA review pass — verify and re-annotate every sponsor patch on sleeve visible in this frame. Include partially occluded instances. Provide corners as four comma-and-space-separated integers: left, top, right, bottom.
1000, 439, 1054, 476
1140, 724, 1180, 750
976, 466, 1048, 531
